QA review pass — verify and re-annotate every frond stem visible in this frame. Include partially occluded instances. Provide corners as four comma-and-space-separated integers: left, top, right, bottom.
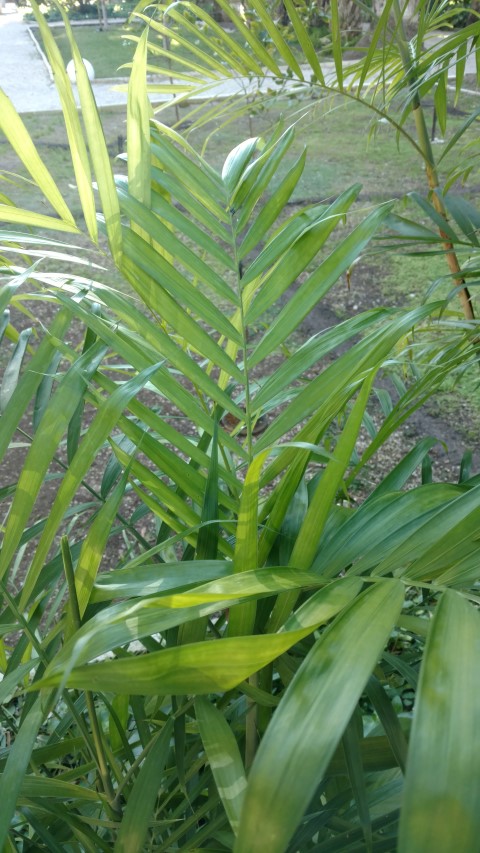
391, 0, 475, 320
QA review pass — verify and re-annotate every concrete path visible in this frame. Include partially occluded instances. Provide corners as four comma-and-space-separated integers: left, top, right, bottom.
0, 2, 477, 115
0, 5, 313, 114
0, 4, 62, 111
0, 4, 128, 112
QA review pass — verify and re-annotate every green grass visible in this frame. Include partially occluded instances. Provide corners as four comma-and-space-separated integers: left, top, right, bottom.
48, 20, 288, 80
48, 19, 332, 81
49, 22, 263, 79
51, 24, 141, 78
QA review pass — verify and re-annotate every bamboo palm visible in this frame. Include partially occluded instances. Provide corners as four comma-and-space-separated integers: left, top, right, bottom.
1, 5, 480, 850
141, 0, 480, 319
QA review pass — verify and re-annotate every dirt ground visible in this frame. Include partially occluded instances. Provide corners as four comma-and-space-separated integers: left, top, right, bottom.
288, 258, 479, 490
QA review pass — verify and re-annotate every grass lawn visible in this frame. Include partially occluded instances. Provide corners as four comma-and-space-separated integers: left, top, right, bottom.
50, 24, 141, 78
49, 22, 259, 79
48, 20, 275, 79
48, 20, 331, 80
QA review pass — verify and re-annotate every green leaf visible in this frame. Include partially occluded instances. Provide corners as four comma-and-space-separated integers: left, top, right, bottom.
196, 697, 247, 835
366, 437, 440, 499
127, 28, 152, 207
437, 106, 480, 165
374, 480, 480, 580
74, 471, 129, 618
284, 0, 324, 83
409, 192, 458, 242
235, 580, 404, 853
29, 0, 98, 242
330, 0, 344, 90
247, 0, 303, 78
35, 632, 314, 695
150, 169, 229, 240
195, 417, 220, 562
222, 137, 260, 194
357, 0, 396, 90
253, 309, 388, 412
434, 72, 447, 137
0, 308, 72, 463
147, 183, 235, 272
0, 326, 31, 413
0, 342, 107, 587
60, 13, 123, 264
49, 567, 334, 671
120, 233, 244, 365
0, 698, 46, 850
267, 376, 374, 632
291, 376, 374, 570
114, 721, 173, 853
118, 190, 237, 308
314, 483, 464, 579
37, 577, 361, 693
51, 288, 245, 447
233, 127, 296, 230
239, 148, 307, 260
254, 303, 437, 452
165, 2, 272, 78
341, 712, 372, 851
143, 11, 254, 77
207, 0, 282, 75
0, 205, 79, 233
91, 560, 234, 602
33, 350, 63, 433
365, 676, 408, 772
151, 133, 227, 222
441, 193, 480, 247
249, 200, 393, 365
19, 362, 162, 608
0, 90, 75, 226
399, 590, 480, 853
0, 660, 41, 706
19, 776, 103, 802
0, 309, 10, 344
229, 451, 270, 637
240, 201, 327, 289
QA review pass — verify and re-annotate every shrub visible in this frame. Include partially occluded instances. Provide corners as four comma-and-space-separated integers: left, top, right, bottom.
1, 3, 480, 850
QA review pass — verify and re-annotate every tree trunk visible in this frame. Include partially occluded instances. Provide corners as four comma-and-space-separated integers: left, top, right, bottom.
466, 0, 480, 24
336, 0, 363, 41
98, 0, 108, 30
373, 0, 418, 38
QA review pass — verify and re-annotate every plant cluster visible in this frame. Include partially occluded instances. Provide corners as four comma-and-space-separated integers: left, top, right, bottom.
1, 1, 480, 850
23, 0, 135, 23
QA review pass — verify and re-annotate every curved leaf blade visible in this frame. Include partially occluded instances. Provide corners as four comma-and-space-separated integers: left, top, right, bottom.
114, 721, 173, 853
235, 580, 404, 853
399, 590, 480, 853
196, 697, 247, 835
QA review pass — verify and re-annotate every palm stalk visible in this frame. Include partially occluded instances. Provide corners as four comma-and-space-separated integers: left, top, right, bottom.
391, 0, 475, 320
61, 538, 122, 820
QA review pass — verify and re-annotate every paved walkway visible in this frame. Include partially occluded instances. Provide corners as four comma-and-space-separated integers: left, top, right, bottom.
0, 4, 128, 112
0, 4, 60, 111
0, 4, 295, 113
0, 3, 477, 114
